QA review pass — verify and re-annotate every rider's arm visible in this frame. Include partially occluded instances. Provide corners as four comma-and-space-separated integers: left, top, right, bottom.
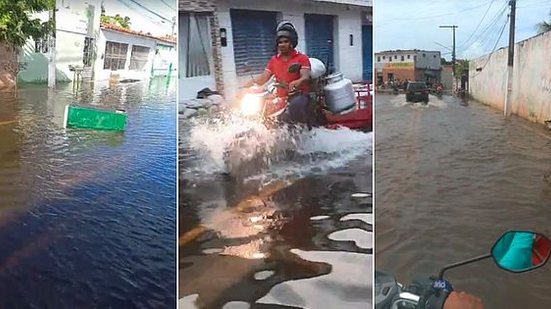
243, 69, 272, 88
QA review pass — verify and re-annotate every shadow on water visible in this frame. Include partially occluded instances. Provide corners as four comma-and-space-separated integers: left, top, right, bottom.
180, 115, 373, 308
0, 77, 176, 308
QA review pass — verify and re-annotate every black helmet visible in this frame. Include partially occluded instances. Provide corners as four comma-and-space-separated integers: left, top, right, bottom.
276, 20, 298, 48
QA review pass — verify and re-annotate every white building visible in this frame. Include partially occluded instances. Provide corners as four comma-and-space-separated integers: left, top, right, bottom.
94, 24, 176, 81
179, 0, 373, 101
17, 0, 176, 84
374, 49, 441, 85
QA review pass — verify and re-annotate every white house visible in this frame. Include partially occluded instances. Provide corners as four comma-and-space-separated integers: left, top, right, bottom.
18, 0, 102, 83
17, 0, 176, 84
179, 0, 372, 101
94, 24, 176, 81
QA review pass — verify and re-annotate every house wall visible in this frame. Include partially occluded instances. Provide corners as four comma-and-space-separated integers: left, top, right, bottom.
414, 50, 440, 70
470, 31, 551, 124
95, 29, 157, 81
152, 43, 177, 76
17, 1, 102, 83
217, 0, 367, 99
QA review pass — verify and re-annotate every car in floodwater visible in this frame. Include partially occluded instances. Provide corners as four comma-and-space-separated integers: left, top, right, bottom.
405, 81, 429, 103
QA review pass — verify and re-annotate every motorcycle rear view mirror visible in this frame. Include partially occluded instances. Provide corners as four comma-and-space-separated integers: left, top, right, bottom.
288, 63, 301, 73
491, 231, 551, 273
437, 230, 550, 279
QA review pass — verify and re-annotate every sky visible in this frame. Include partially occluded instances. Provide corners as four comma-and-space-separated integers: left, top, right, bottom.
102, 0, 177, 37
374, 0, 551, 60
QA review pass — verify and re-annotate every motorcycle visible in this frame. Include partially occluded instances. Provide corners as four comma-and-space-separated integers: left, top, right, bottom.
223, 59, 372, 177
237, 58, 372, 131
376, 230, 551, 309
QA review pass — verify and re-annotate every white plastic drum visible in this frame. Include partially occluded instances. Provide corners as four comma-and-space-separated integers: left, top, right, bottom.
309, 58, 326, 79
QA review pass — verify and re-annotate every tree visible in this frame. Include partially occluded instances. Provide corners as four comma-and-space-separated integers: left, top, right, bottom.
0, 0, 55, 47
536, 10, 551, 34
100, 8, 131, 29
0, 0, 54, 91
441, 58, 452, 65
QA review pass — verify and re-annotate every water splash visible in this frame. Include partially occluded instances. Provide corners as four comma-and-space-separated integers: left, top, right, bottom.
182, 113, 372, 183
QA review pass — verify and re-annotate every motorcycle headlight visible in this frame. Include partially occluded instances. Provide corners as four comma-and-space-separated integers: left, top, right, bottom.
240, 94, 263, 116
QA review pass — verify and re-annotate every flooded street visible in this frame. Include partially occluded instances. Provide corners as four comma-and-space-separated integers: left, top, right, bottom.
179, 115, 373, 308
376, 93, 551, 308
0, 78, 176, 307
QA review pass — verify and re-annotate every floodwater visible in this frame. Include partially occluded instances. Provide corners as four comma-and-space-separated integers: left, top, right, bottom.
179, 112, 373, 309
376, 93, 551, 308
0, 78, 176, 307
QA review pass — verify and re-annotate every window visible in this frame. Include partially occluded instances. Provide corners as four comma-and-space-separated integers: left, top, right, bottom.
383, 55, 386, 60
377, 56, 380, 62
394, 55, 397, 59
180, 12, 211, 77
104, 41, 128, 70
407, 55, 410, 59
389, 57, 392, 62
422, 53, 426, 57
129, 45, 150, 70
401, 55, 404, 61
414, 55, 417, 60
82, 37, 95, 67
35, 38, 49, 53
433, 54, 437, 58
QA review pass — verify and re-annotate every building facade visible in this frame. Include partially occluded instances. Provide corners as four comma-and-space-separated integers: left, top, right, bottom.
375, 49, 441, 86
17, 0, 176, 84
179, 0, 373, 101
95, 24, 176, 81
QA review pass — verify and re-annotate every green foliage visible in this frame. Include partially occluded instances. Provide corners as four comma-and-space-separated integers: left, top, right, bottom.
536, 10, 551, 34
100, 8, 131, 30
441, 58, 452, 65
454, 59, 469, 77
0, 0, 54, 47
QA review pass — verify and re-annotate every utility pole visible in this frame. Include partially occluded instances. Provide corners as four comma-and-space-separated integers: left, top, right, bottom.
439, 25, 458, 85
171, 16, 176, 36
504, 0, 516, 116
48, 3, 56, 88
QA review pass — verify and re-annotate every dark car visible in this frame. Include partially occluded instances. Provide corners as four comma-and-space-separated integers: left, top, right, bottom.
406, 82, 429, 103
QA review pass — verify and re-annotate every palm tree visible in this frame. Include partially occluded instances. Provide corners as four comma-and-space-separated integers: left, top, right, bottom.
536, 10, 551, 34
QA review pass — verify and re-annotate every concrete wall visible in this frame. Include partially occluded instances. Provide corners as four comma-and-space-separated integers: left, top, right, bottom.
217, 0, 366, 99
17, 1, 102, 83
470, 31, 551, 124
152, 43, 177, 76
441, 65, 453, 90
469, 47, 508, 111
0, 43, 17, 91
414, 50, 440, 70
95, 29, 156, 81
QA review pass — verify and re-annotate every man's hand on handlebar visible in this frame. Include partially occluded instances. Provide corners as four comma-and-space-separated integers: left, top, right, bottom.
444, 291, 483, 309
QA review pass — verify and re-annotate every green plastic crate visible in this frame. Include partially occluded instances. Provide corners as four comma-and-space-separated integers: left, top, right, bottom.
63, 105, 127, 131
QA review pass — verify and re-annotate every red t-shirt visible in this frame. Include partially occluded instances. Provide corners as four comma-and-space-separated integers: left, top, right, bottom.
266, 49, 311, 97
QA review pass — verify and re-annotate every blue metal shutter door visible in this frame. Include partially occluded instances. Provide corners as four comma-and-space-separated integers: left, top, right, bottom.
362, 25, 372, 81
305, 14, 334, 73
230, 9, 277, 75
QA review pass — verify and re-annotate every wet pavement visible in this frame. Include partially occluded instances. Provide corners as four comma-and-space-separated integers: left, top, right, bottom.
376, 93, 551, 308
0, 78, 176, 307
179, 114, 373, 308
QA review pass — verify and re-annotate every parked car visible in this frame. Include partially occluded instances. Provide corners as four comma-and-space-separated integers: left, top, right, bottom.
405, 81, 429, 103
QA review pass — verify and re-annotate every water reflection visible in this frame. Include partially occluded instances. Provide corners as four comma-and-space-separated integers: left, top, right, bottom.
0, 78, 176, 307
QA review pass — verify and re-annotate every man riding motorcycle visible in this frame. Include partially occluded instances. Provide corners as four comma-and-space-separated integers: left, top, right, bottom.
242, 21, 312, 124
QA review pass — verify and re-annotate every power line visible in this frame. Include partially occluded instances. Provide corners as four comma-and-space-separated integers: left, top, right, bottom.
120, 0, 173, 23
387, 0, 495, 22
470, 17, 509, 78
158, 0, 176, 11
462, 3, 509, 55
116, 0, 167, 27
457, 0, 497, 50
